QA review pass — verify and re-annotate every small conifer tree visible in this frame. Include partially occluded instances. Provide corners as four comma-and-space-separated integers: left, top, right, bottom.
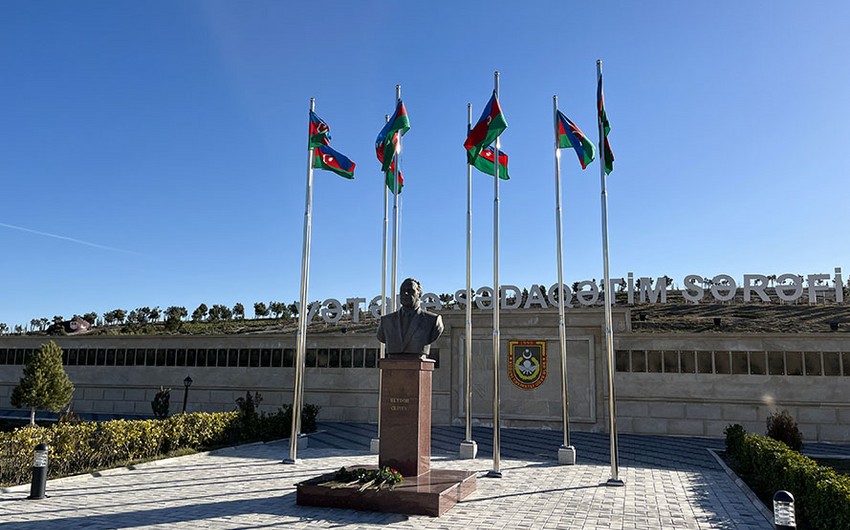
10, 340, 75, 425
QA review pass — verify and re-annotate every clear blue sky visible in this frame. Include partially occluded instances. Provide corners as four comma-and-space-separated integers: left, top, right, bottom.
1, 1, 848, 327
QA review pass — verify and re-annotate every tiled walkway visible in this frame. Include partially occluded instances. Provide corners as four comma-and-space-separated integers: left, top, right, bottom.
0, 423, 787, 529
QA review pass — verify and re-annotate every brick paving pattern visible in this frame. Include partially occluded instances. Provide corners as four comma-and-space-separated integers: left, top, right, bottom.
0, 424, 778, 529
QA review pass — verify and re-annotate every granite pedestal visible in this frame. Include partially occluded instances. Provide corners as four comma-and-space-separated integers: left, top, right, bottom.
296, 353, 476, 516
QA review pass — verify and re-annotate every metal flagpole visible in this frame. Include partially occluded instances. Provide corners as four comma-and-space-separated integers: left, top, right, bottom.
553, 96, 576, 465
285, 97, 316, 464
372, 114, 391, 455
460, 103, 477, 459
487, 71, 502, 478
597, 59, 623, 486
391, 85, 402, 312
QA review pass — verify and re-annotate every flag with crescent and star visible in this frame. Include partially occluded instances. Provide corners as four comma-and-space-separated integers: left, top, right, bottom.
377, 130, 404, 193
375, 101, 410, 173
308, 111, 331, 148
597, 73, 614, 174
313, 144, 355, 179
557, 110, 596, 170
470, 145, 510, 180
464, 91, 507, 161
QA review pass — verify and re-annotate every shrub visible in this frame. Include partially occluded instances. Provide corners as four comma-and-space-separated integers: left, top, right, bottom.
723, 423, 746, 459
724, 427, 850, 529
233, 392, 320, 441
766, 409, 803, 451
151, 387, 171, 419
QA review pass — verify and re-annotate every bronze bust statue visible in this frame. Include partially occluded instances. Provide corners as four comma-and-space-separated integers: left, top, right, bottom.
376, 278, 444, 357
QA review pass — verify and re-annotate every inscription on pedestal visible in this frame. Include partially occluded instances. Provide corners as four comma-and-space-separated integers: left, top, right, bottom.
389, 397, 412, 412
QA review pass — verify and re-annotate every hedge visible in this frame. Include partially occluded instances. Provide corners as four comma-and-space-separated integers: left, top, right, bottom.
1, 402, 321, 488
0, 412, 241, 487
725, 427, 850, 529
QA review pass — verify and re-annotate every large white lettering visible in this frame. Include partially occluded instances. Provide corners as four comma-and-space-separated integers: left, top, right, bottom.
299, 268, 847, 326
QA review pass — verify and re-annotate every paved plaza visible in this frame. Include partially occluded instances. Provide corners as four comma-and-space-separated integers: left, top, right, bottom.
0, 423, 801, 529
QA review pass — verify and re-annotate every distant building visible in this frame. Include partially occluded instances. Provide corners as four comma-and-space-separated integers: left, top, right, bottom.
47, 317, 92, 335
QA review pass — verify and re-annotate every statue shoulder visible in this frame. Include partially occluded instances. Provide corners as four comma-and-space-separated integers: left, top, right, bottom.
420, 309, 440, 320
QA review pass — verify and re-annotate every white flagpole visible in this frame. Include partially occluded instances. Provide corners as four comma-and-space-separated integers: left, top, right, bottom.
372, 114, 391, 455
460, 103, 477, 459
597, 59, 623, 486
285, 97, 316, 464
487, 71, 502, 478
553, 96, 576, 465
391, 85, 402, 312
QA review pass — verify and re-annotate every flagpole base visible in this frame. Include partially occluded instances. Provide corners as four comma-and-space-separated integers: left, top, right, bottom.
485, 470, 502, 479
558, 445, 576, 465
370, 438, 380, 454
605, 478, 625, 487
459, 440, 478, 459
282, 458, 298, 465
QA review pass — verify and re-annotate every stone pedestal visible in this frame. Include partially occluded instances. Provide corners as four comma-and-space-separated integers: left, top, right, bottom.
378, 355, 434, 477
296, 353, 477, 517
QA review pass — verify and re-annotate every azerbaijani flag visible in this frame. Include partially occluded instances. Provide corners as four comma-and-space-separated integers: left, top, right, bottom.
375, 101, 410, 172
597, 73, 614, 174
470, 146, 509, 180
464, 91, 507, 160
308, 111, 331, 148
556, 111, 596, 170
313, 144, 355, 179
385, 162, 404, 193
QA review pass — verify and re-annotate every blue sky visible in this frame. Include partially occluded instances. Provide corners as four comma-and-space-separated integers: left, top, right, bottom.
1, 1, 848, 327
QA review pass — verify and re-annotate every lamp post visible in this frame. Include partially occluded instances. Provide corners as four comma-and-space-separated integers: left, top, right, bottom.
182, 376, 193, 414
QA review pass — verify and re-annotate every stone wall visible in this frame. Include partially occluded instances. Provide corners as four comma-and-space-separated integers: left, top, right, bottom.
2, 307, 850, 442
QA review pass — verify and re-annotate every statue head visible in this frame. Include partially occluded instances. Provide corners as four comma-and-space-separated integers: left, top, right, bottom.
399, 278, 422, 310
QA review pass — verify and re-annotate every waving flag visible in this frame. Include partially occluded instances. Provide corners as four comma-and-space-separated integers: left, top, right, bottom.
597, 73, 614, 174
313, 144, 355, 179
557, 111, 596, 170
470, 146, 509, 180
308, 111, 331, 148
385, 163, 404, 193
464, 91, 507, 160
375, 101, 410, 172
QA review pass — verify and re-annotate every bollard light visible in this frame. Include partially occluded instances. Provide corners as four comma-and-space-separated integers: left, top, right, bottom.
182, 375, 193, 414
27, 443, 49, 500
773, 490, 796, 530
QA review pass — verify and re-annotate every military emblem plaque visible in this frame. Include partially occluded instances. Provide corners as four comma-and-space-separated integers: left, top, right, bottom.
508, 340, 546, 390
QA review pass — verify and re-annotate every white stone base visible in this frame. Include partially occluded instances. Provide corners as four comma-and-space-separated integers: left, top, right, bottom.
459, 440, 478, 459
558, 445, 576, 465
370, 437, 380, 454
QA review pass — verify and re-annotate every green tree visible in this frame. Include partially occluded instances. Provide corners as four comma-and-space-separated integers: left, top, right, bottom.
149, 306, 161, 322
192, 303, 208, 322
233, 303, 245, 320
253, 302, 269, 318
0, 323, 7, 334
10, 341, 75, 425
164, 306, 188, 331
208, 304, 233, 321
269, 301, 286, 319
288, 302, 299, 318
104, 309, 127, 325
52, 315, 64, 325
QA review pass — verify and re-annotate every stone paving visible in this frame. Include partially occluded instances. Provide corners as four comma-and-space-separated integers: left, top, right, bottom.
0, 424, 776, 530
